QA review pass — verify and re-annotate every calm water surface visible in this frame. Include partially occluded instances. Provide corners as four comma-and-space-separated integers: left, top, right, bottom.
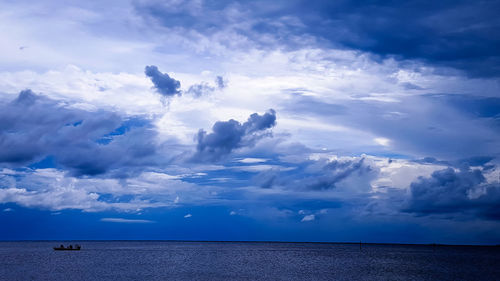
0, 241, 499, 280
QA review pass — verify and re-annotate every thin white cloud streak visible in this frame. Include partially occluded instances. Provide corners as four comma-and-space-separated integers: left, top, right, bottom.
100, 218, 155, 223
237, 158, 268, 164
301, 214, 315, 222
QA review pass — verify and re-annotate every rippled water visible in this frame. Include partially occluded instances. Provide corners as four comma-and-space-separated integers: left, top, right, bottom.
0, 241, 499, 280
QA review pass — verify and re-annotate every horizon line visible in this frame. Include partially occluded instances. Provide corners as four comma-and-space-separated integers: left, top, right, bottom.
1, 239, 499, 247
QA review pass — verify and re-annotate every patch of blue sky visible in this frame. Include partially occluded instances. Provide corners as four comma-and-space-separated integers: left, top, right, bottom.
28, 155, 58, 169
96, 117, 152, 145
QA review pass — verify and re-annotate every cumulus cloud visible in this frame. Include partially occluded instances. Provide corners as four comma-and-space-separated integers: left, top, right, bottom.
0, 90, 158, 176
404, 166, 500, 220
145, 65, 181, 97
193, 109, 277, 162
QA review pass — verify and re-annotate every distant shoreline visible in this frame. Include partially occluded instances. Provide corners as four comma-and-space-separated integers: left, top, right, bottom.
1, 240, 499, 247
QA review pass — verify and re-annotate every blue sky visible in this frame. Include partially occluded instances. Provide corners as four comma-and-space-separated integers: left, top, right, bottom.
0, 0, 499, 244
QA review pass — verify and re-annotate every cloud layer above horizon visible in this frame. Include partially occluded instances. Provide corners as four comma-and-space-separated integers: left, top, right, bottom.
0, 0, 499, 244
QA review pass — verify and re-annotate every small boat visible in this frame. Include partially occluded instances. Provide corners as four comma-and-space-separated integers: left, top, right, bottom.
53, 244, 81, 251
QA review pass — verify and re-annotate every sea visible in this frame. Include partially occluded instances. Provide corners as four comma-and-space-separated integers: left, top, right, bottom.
0, 241, 499, 280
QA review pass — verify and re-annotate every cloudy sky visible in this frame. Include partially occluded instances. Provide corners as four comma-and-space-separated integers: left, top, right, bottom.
1, 0, 499, 244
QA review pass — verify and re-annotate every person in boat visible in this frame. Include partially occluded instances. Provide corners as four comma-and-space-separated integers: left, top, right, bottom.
68, 245, 73, 249
59, 244, 64, 249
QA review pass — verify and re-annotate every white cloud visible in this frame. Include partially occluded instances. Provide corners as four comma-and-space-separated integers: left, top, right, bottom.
374, 137, 391, 147
184, 213, 192, 218
301, 214, 315, 222
236, 158, 268, 164
0, 168, 220, 212
371, 158, 447, 190
318, 209, 328, 214
100, 218, 155, 223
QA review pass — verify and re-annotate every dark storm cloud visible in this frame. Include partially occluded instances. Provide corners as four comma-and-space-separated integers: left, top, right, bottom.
255, 157, 376, 191
136, 0, 500, 77
145, 65, 181, 97
193, 109, 276, 162
305, 0, 500, 77
404, 166, 500, 220
0, 90, 157, 176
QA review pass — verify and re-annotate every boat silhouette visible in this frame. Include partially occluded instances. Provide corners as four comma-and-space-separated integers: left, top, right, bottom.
53, 244, 81, 251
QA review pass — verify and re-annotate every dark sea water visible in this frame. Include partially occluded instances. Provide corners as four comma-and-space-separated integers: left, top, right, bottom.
0, 241, 499, 281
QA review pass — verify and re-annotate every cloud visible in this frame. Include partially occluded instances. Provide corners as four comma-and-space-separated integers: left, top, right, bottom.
135, 0, 500, 77
0, 167, 215, 212
193, 109, 277, 162
301, 214, 315, 222
0, 186, 105, 211
215, 76, 225, 89
145, 65, 181, 97
187, 82, 214, 97
14, 89, 38, 106
404, 166, 500, 220
0, 90, 158, 176
427, 94, 500, 119
255, 156, 376, 191
184, 213, 192, 218
283, 93, 500, 160
304, 1, 500, 77
101, 218, 155, 223
186, 76, 225, 97
237, 158, 268, 164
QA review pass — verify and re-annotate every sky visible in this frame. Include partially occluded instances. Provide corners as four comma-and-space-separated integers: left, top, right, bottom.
0, 0, 499, 244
